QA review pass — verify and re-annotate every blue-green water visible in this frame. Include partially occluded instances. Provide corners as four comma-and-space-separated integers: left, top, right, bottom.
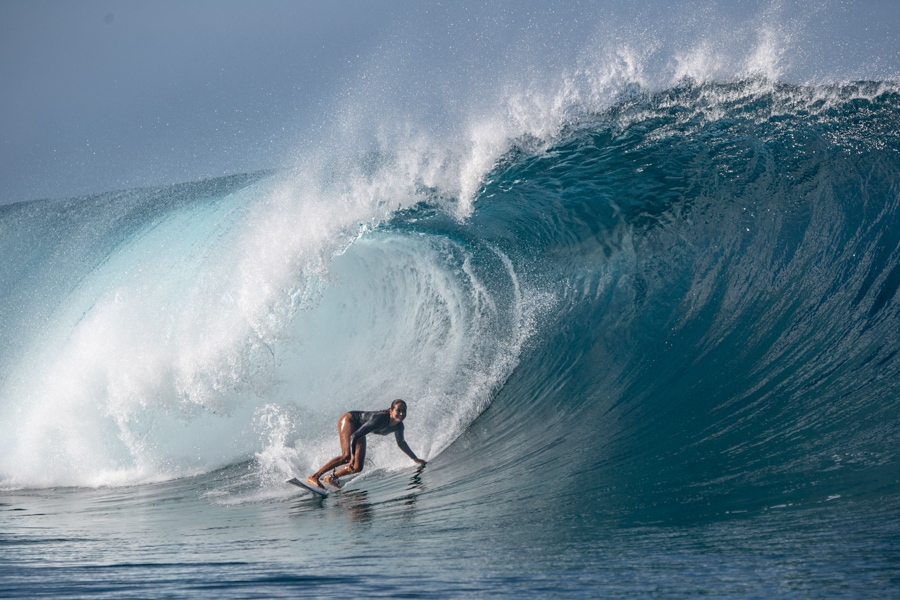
2, 81, 900, 596
3, 469, 897, 597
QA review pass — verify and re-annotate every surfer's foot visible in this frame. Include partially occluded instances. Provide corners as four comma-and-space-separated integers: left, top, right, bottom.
323, 473, 341, 489
306, 475, 324, 489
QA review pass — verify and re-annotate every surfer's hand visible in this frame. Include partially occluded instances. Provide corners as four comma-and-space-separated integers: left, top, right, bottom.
415, 458, 427, 466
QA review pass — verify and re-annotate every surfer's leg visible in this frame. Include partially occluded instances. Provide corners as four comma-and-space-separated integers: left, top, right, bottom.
331, 436, 365, 480
308, 413, 356, 488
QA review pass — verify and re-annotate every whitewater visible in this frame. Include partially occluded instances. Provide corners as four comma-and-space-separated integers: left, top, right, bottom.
2, 5, 900, 598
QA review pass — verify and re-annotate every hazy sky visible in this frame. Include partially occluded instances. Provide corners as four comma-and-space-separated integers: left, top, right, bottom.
1, 0, 898, 205
1, 1, 422, 204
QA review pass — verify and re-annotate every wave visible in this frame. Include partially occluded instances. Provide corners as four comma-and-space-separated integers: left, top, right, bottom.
0, 165, 533, 488
451, 79, 900, 519
1, 80, 899, 525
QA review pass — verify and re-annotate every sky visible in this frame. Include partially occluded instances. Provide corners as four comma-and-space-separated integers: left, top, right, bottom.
0, 1, 419, 204
1, 0, 898, 206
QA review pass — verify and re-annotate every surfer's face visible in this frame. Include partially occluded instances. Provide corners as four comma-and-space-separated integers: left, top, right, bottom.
390, 404, 407, 422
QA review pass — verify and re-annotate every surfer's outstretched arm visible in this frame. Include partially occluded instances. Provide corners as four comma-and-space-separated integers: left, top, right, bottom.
395, 429, 426, 465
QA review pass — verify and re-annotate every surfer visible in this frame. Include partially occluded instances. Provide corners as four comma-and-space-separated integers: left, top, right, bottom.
307, 399, 426, 489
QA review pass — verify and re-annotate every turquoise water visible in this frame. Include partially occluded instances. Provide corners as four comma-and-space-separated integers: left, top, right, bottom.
2, 81, 900, 596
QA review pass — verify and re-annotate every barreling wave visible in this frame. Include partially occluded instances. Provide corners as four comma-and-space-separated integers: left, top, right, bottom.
1, 79, 899, 525
437, 79, 900, 521
0, 156, 533, 489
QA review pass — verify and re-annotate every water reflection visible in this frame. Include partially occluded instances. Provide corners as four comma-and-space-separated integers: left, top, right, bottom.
290, 493, 326, 513
286, 466, 428, 527
394, 465, 426, 519
408, 464, 426, 489
335, 490, 374, 524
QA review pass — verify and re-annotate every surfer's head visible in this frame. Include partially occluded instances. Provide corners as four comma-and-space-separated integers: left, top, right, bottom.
389, 399, 407, 422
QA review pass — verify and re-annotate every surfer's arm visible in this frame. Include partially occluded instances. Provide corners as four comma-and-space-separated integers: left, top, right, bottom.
394, 428, 426, 465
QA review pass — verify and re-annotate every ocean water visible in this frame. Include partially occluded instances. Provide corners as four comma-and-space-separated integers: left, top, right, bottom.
2, 77, 900, 596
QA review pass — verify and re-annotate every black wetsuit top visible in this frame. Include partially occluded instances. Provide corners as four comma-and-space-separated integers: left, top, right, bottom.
348, 410, 416, 459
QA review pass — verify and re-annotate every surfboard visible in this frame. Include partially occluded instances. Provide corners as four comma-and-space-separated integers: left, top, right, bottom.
287, 477, 329, 497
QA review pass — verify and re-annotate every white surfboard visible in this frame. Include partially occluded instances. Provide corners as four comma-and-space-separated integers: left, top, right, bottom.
287, 477, 329, 497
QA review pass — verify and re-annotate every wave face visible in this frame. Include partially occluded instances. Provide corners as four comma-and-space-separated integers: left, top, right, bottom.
440, 80, 900, 526
2, 80, 899, 531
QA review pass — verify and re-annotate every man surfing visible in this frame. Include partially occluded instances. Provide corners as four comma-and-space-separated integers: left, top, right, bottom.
307, 399, 426, 490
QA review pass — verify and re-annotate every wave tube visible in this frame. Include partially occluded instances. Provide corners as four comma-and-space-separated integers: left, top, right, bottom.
0, 155, 536, 491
